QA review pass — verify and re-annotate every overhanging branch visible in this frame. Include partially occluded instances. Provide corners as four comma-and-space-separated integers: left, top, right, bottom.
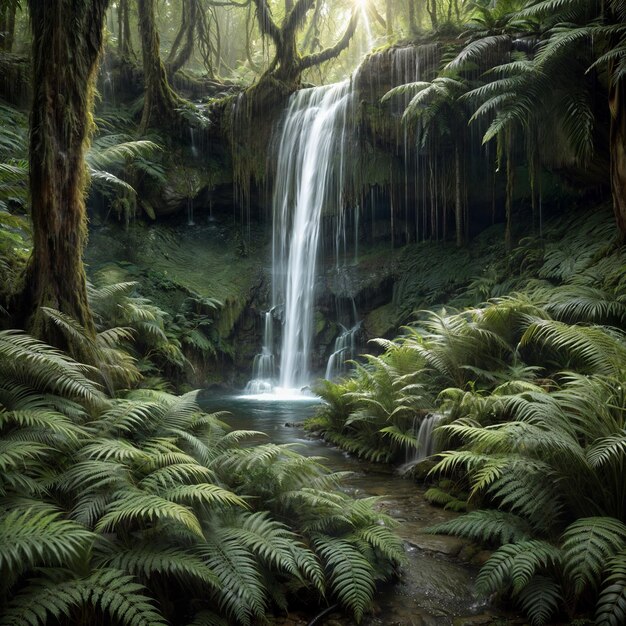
285, 0, 316, 35
299, 8, 359, 71
251, 0, 281, 44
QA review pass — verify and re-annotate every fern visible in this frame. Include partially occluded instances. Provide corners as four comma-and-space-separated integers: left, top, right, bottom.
218, 512, 314, 582
596, 549, 626, 626
0, 507, 94, 571
587, 430, 626, 468
314, 536, 376, 622
98, 542, 221, 588
427, 510, 534, 544
476, 540, 562, 596
516, 575, 563, 626
562, 517, 626, 595
0, 568, 168, 626
198, 533, 267, 626
96, 490, 204, 538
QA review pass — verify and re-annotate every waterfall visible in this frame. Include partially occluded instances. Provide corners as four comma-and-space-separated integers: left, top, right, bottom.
246, 81, 354, 395
276, 81, 353, 390
189, 127, 198, 157
324, 322, 361, 381
245, 310, 275, 394
407, 414, 442, 466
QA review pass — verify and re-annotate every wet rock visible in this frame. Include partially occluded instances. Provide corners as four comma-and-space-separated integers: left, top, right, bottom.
404, 533, 466, 557
453, 614, 501, 626
471, 550, 493, 567
403, 458, 437, 482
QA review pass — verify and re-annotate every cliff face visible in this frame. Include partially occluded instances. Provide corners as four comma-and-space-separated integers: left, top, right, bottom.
83, 41, 582, 389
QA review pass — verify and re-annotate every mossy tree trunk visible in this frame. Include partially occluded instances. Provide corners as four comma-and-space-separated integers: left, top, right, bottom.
426, 0, 438, 29
0, 0, 17, 51
22, 0, 110, 342
504, 128, 515, 252
117, 0, 134, 60
408, 0, 417, 35
137, 0, 183, 133
385, 0, 393, 38
166, 0, 198, 75
454, 143, 463, 247
609, 70, 626, 240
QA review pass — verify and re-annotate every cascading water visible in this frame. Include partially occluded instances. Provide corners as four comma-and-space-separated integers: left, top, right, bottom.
324, 322, 361, 381
401, 413, 443, 472
247, 81, 354, 395
245, 310, 275, 394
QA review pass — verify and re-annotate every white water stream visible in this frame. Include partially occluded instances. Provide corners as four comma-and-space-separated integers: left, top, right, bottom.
248, 81, 354, 395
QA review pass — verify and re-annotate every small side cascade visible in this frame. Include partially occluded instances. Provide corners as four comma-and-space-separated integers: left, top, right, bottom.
406, 413, 443, 466
324, 321, 361, 381
189, 127, 198, 157
245, 309, 276, 394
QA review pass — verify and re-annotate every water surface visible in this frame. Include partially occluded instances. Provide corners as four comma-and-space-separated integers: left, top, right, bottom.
198, 393, 498, 625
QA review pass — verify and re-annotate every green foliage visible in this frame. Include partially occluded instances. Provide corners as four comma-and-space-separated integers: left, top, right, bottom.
0, 326, 402, 625
313, 207, 626, 625
428, 510, 534, 544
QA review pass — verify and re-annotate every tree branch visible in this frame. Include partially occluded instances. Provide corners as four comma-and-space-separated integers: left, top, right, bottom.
285, 0, 315, 35
251, 0, 281, 45
299, 8, 359, 71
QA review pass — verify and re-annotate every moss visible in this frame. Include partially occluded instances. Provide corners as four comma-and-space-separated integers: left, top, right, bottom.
86, 219, 267, 343
363, 302, 398, 339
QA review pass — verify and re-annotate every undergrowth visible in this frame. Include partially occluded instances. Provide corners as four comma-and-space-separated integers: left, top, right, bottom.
309, 206, 626, 625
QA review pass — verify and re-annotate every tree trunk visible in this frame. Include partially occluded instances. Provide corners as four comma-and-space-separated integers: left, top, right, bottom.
252, 0, 356, 85
455, 144, 463, 247
426, 0, 438, 29
137, 0, 182, 132
505, 129, 514, 252
0, 2, 16, 51
120, 0, 134, 58
166, 0, 198, 75
609, 75, 626, 239
22, 0, 110, 342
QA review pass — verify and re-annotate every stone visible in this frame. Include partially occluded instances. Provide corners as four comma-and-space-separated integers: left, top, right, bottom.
404, 533, 466, 557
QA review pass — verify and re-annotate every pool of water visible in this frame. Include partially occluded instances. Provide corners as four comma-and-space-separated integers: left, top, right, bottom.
197, 392, 503, 625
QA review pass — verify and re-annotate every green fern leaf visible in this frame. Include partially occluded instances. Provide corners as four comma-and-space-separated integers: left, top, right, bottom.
516, 575, 563, 626
96, 490, 204, 538
0, 568, 167, 626
0, 507, 94, 571
596, 549, 626, 626
314, 536, 375, 622
562, 517, 626, 595
477, 540, 562, 597
427, 510, 534, 544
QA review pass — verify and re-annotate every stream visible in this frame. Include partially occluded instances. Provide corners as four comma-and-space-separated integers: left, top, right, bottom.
198, 393, 510, 626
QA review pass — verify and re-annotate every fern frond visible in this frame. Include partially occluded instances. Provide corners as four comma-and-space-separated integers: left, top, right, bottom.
162, 483, 246, 509
587, 431, 626, 468
314, 535, 375, 622
476, 540, 562, 596
427, 510, 534, 544
100, 542, 220, 588
0, 507, 94, 571
96, 490, 204, 538
516, 575, 563, 626
198, 534, 267, 626
562, 517, 626, 595
596, 548, 626, 626
0, 568, 167, 626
